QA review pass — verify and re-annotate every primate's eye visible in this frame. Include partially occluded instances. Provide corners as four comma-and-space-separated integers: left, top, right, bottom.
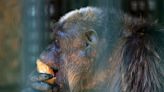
85, 42, 89, 48
55, 39, 59, 44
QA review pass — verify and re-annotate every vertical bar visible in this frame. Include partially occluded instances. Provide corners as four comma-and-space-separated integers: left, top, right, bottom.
21, 0, 49, 89
158, 0, 164, 24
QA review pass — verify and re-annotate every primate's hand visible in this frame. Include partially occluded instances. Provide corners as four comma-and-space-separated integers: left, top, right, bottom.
29, 70, 59, 92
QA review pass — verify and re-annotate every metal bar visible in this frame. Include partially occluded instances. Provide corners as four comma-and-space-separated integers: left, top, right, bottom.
21, 0, 49, 89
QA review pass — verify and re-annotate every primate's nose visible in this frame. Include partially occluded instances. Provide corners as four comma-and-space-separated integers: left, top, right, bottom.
39, 43, 61, 71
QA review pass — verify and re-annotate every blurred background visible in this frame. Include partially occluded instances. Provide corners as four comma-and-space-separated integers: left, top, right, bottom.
0, 0, 163, 92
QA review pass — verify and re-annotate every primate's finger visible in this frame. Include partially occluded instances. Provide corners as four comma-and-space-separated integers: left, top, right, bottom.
31, 82, 52, 91
30, 70, 53, 82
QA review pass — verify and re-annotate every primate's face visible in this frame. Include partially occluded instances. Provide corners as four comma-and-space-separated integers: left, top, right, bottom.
39, 22, 98, 91
37, 7, 101, 91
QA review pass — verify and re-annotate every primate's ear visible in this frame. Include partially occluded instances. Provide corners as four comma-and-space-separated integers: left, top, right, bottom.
85, 29, 98, 47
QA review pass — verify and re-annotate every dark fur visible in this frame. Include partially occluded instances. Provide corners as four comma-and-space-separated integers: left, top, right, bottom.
119, 15, 163, 92
118, 0, 164, 91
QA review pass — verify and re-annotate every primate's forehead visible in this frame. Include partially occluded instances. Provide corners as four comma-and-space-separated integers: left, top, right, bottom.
54, 22, 81, 33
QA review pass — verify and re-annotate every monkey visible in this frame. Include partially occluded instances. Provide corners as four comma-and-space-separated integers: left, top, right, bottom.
24, 3, 164, 92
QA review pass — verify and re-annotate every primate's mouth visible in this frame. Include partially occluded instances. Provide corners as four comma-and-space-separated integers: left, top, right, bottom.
35, 42, 62, 85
